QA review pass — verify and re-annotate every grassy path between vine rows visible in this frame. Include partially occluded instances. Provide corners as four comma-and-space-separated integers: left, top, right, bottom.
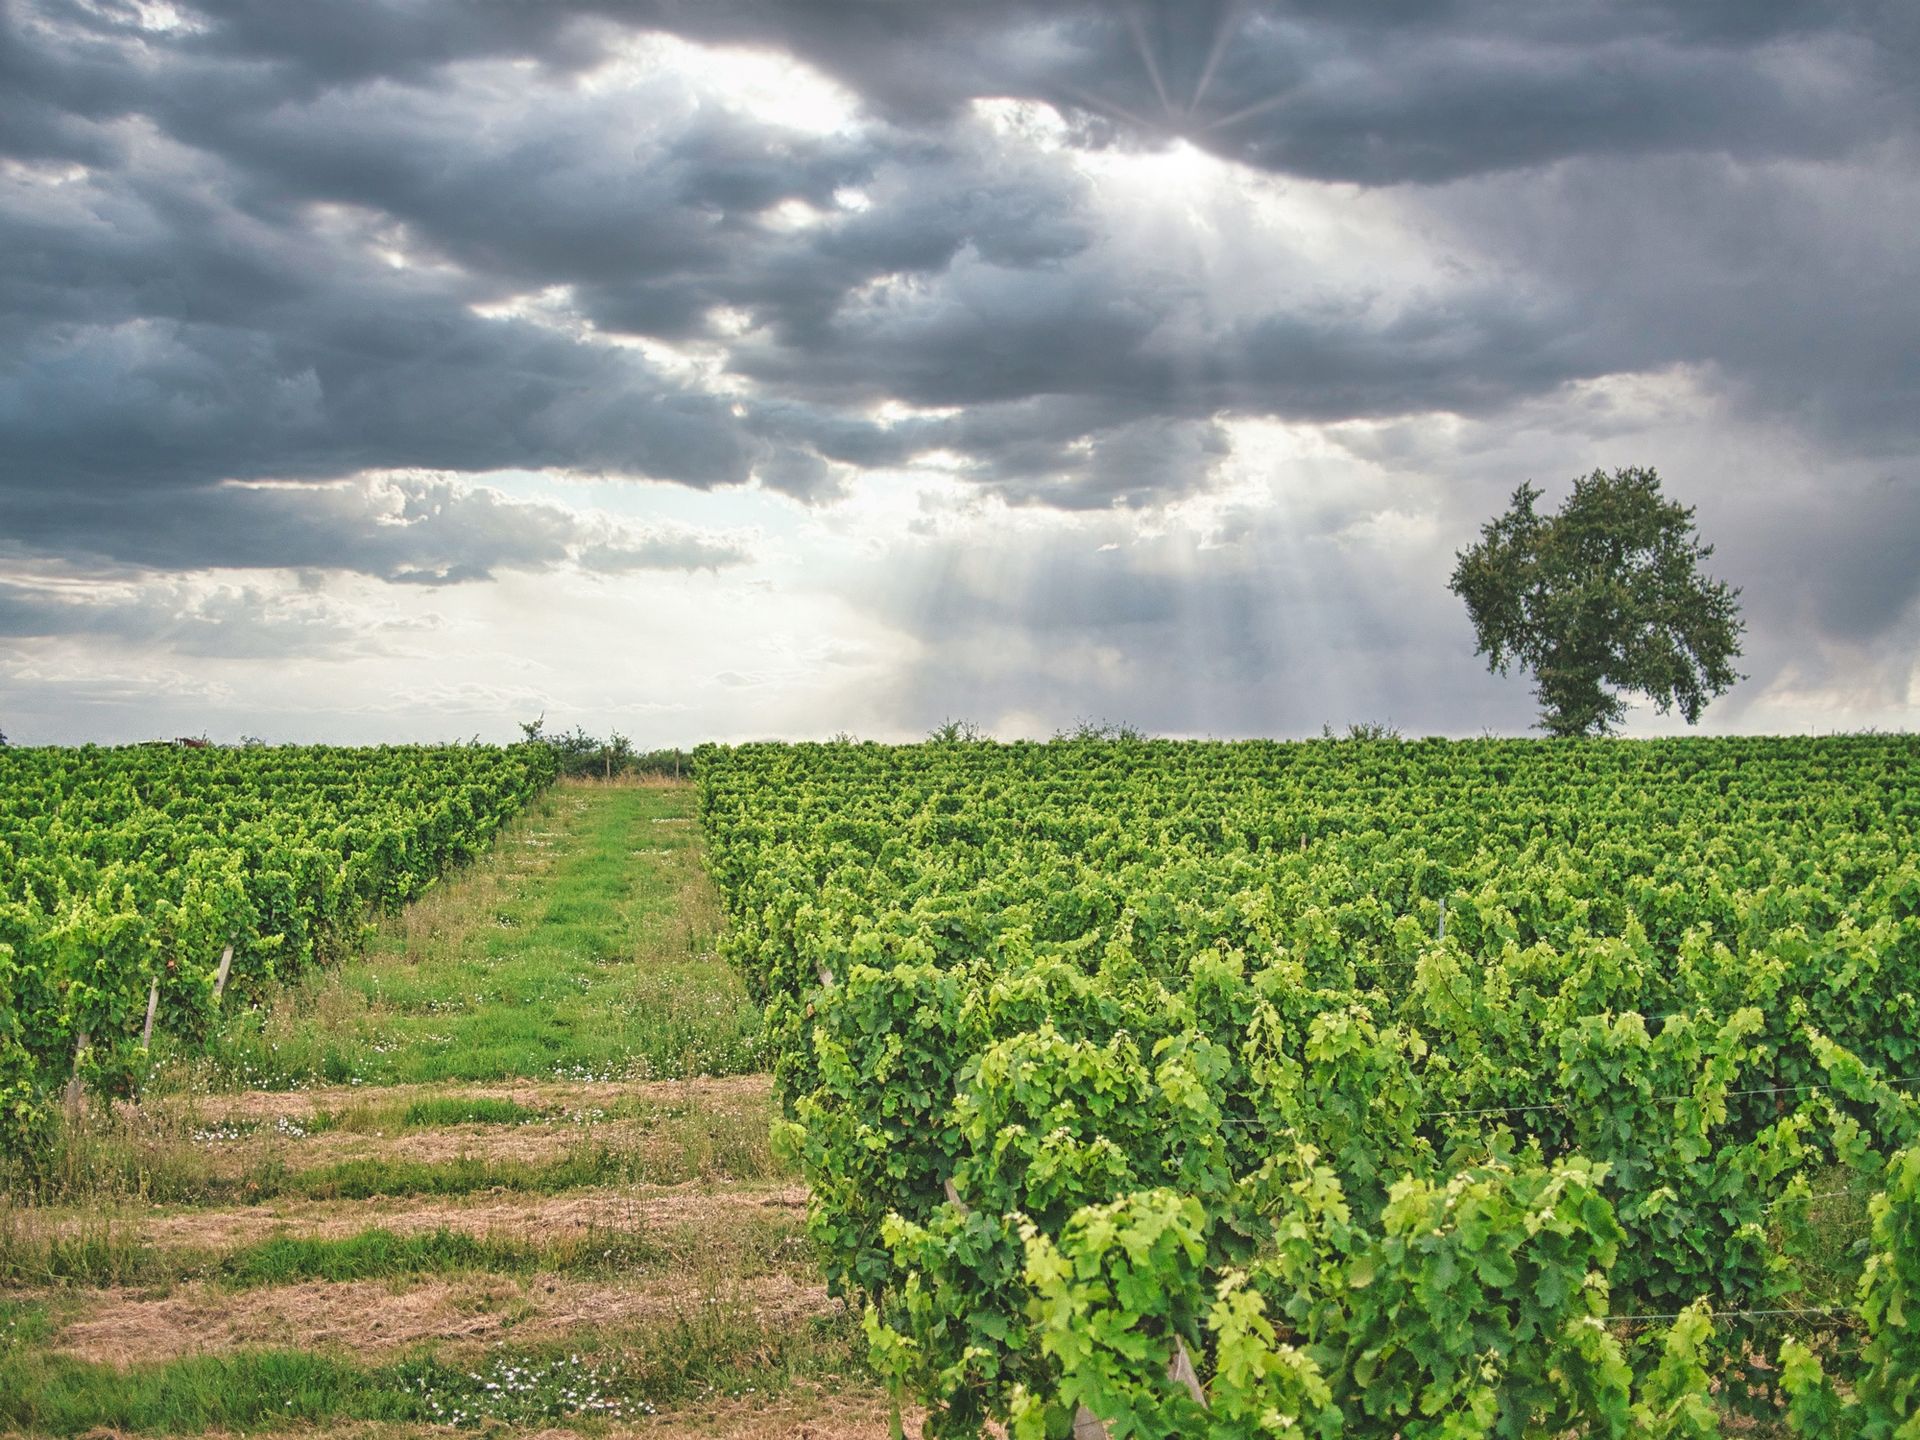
0, 781, 898, 1439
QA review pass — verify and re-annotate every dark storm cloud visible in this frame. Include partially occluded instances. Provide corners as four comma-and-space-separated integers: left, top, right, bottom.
1711, 471, 1920, 647
1419, 150, 1920, 457
619, 0, 1914, 180
940, 415, 1236, 511
0, 185, 761, 493
185, 0, 615, 85
735, 264, 1614, 427
174, 74, 873, 302
0, 475, 752, 585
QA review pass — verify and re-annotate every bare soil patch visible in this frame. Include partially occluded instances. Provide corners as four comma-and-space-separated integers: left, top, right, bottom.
127, 1393, 910, 1440
192, 1117, 654, 1176
51, 1271, 838, 1366
19, 1183, 806, 1259
151, 1075, 777, 1181
629, 1396, 913, 1440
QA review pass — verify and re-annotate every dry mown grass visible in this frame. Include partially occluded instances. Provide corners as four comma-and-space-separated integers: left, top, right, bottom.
183, 1073, 770, 1126
6, 1073, 783, 1209
47, 1272, 840, 1366
81, 1394, 916, 1440
22, 1183, 807, 1255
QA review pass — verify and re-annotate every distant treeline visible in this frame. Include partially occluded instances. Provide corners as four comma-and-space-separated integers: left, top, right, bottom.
517, 718, 691, 779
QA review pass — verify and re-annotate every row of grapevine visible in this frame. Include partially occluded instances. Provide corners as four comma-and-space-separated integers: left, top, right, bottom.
0, 742, 558, 1148
697, 736, 1920, 1437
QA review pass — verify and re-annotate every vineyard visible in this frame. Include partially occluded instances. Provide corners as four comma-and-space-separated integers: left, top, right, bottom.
698, 736, 1920, 1438
0, 744, 557, 1149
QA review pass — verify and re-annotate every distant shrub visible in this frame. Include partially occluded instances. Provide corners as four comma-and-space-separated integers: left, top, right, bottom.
517, 716, 690, 779
926, 718, 991, 743
1320, 720, 1403, 742
1051, 718, 1148, 742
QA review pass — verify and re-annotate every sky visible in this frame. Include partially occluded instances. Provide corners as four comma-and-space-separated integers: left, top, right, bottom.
3, 0, 1917, 745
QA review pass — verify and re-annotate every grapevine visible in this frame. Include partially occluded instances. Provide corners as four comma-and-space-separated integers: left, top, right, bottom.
699, 736, 1920, 1436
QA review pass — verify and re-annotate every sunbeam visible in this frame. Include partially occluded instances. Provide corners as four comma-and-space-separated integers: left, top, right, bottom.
1187, 0, 1248, 116
1198, 82, 1302, 136
1122, 1, 1179, 122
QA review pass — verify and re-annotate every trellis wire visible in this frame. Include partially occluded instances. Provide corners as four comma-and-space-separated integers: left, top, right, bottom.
1605, 1306, 1861, 1327
1420, 1074, 1920, 1121
1210, 1072, 1919, 1128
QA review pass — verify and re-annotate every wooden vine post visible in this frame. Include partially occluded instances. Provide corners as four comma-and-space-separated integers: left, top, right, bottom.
1068, 1338, 1206, 1439
1168, 1338, 1206, 1408
64, 1031, 90, 1122
211, 942, 234, 1001
141, 977, 160, 1048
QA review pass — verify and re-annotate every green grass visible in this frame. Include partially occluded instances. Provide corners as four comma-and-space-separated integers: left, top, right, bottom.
398, 1095, 542, 1127
0, 1300, 53, 1358
276, 1144, 753, 1202
219, 1226, 530, 1286
1780, 1164, 1881, 1309
214, 1214, 804, 1289
165, 783, 764, 1092
217, 1224, 633, 1286
244, 1091, 636, 1138
0, 1212, 170, 1289
61, 1136, 778, 1207
197, 1096, 542, 1136
0, 1306, 865, 1436
270, 1100, 786, 1198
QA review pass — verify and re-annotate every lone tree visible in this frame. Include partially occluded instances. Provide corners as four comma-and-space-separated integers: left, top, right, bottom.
1449, 466, 1744, 737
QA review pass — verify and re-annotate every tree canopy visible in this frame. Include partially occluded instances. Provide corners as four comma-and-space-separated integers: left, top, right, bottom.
1449, 467, 1745, 736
